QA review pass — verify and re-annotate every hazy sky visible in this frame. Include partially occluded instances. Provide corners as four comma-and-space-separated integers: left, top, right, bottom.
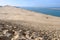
0, 0, 60, 7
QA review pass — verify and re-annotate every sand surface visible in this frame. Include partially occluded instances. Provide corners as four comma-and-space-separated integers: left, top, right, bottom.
0, 5, 60, 40
0, 6, 60, 30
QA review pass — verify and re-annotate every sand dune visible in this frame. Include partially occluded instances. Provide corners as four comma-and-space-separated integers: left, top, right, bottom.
0, 5, 60, 40
0, 5, 60, 30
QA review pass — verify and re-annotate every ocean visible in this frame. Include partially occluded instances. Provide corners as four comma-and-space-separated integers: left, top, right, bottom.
20, 7, 60, 17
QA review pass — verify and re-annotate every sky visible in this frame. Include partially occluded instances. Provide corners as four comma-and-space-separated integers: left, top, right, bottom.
0, 0, 60, 7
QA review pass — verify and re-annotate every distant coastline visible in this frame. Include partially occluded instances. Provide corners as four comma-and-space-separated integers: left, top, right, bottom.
49, 8, 60, 10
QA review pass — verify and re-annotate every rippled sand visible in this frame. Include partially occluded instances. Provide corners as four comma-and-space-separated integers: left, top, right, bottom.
0, 20, 60, 40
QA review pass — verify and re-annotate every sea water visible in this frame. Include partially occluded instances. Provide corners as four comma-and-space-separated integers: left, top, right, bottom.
21, 7, 60, 17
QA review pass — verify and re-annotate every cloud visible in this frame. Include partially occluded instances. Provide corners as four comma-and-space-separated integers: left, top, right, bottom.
0, 0, 5, 2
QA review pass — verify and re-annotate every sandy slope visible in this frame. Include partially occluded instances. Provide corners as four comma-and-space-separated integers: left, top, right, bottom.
0, 5, 60, 31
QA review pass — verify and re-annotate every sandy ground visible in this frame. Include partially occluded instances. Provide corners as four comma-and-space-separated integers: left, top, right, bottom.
0, 6, 60, 31
0, 5, 60, 40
